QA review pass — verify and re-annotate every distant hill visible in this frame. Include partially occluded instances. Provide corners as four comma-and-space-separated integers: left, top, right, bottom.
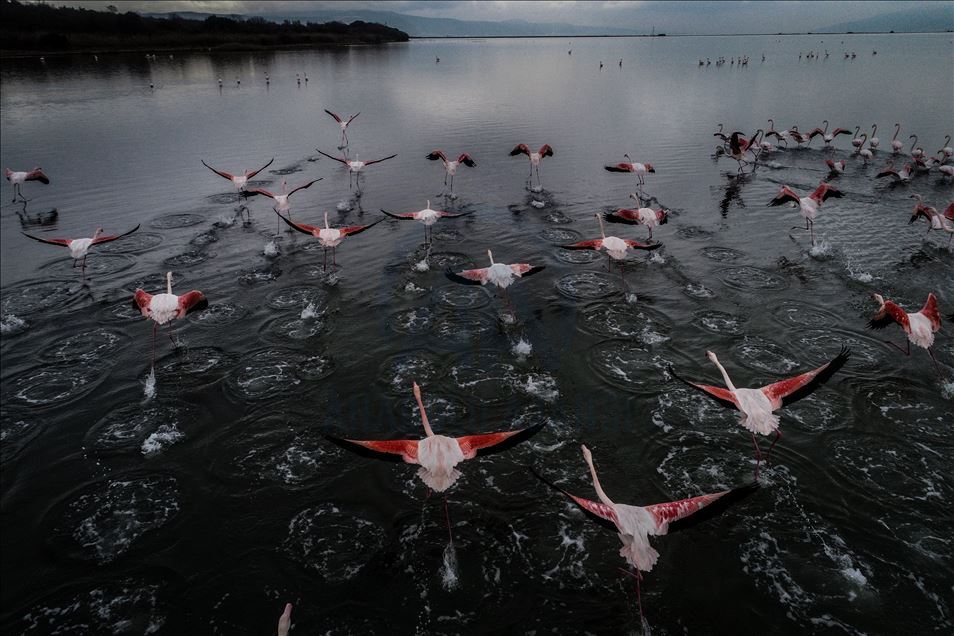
821, 4, 954, 33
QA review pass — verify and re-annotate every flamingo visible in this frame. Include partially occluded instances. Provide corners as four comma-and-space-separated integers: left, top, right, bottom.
891, 123, 903, 153
938, 164, 954, 178
671, 347, 850, 478
445, 250, 544, 313
249, 177, 321, 233
909, 195, 954, 246
868, 293, 942, 375
938, 135, 953, 159
876, 163, 914, 183
329, 382, 539, 541
604, 154, 656, 189
509, 143, 553, 190
316, 149, 397, 193
825, 159, 846, 175
909, 135, 924, 160
546, 444, 734, 623
851, 126, 865, 151
786, 126, 810, 148
22, 224, 140, 278
201, 157, 273, 222
132, 272, 208, 364
857, 134, 873, 164
764, 119, 790, 147
561, 213, 661, 289
808, 121, 852, 148
381, 201, 473, 246
768, 182, 844, 245
277, 211, 383, 269
5, 167, 50, 202
603, 198, 669, 239
324, 109, 359, 148
723, 131, 761, 171
277, 603, 292, 636
869, 124, 880, 150
425, 150, 476, 195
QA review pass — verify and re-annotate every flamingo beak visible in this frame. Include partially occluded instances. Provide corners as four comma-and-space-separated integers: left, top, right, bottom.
909, 214, 918, 224
659, 213, 668, 225
648, 166, 655, 173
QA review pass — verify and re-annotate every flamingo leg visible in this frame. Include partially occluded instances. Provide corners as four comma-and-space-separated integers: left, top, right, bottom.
619, 262, 628, 291
450, 173, 455, 194
882, 339, 911, 356
751, 432, 763, 480
535, 165, 541, 189
618, 568, 646, 625
151, 322, 157, 366
81, 255, 87, 279
323, 248, 327, 271
443, 494, 454, 545
927, 347, 942, 377
527, 163, 533, 188
810, 220, 815, 246
167, 323, 177, 349
765, 429, 782, 467
333, 246, 337, 266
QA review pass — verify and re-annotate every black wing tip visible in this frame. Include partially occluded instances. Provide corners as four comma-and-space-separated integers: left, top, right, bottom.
444, 267, 481, 285
323, 434, 404, 463
524, 265, 545, 277
603, 212, 637, 225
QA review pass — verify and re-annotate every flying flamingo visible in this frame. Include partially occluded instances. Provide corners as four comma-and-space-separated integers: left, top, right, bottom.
381, 201, 473, 246
670, 347, 850, 478
329, 382, 539, 543
909, 135, 924, 160
808, 121, 852, 148
825, 159, 846, 175
132, 271, 207, 364
22, 224, 140, 278
201, 157, 274, 222
604, 154, 656, 190
561, 213, 661, 289
891, 123, 903, 153
509, 143, 553, 190
869, 124, 880, 150
324, 109, 359, 148
786, 126, 810, 148
909, 195, 954, 246
249, 177, 321, 233
723, 131, 761, 172
764, 119, 791, 147
316, 149, 397, 193
768, 182, 844, 245
547, 444, 734, 623
938, 135, 953, 159
603, 198, 669, 239
277, 211, 383, 269
425, 150, 476, 196
868, 292, 942, 375
876, 163, 914, 183
445, 250, 544, 314
277, 603, 292, 636
5, 167, 50, 202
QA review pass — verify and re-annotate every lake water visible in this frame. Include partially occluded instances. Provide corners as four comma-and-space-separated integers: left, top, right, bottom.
1, 34, 952, 634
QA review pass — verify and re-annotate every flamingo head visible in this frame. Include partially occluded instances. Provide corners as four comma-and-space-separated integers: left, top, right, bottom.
871, 293, 886, 309
581, 444, 593, 464
165, 271, 173, 294
487, 249, 494, 264
645, 163, 655, 173
412, 381, 422, 401
705, 350, 719, 363
657, 209, 669, 225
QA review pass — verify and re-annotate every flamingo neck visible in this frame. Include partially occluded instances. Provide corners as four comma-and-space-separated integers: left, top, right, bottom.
324, 212, 330, 229
709, 354, 738, 392
584, 451, 615, 507
823, 120, 829, 133
596, 214, 606, 239
426, 200, 430, 211
414, 385, 434, 437
893, 124, 900, 140
165, 271, 173, 295
910, 136, 918, 151
487, 250, 494, 265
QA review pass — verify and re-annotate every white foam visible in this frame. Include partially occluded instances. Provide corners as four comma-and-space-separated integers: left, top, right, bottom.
511, 338, 533, 359
141, 424, 184, 456
625, 292, 639, 304
263, 240, 279, 257
214, 214, 235, 227
1, 314, 26, 334
336, 200, 352, 212
941, 381, 954, 400
809, 239, 833, 259
440, 542, 460, 591
300, 302, 319, 320
530, 200, 545, 208
142, 367, 156, 401
649, 251, 666, 264
413, 259, 430, 272
517, 373, 559, 402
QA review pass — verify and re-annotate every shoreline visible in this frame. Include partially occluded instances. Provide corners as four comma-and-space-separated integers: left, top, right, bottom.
0, 39, 409, 59
410, 30, 953, 39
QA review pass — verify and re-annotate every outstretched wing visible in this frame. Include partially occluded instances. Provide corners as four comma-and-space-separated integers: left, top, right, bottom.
509, 143, 531, 157
201, 160, 235, 181
316, 150, 348, 165
288, 178, 322, 197
426, 150, 448, 162
604, 163, 635, 173
769, 186, 801, 206
346, 112, 360, 125
364, 154, 398, 166
92, 224, 140, 245
275, 212, 320, 235
244, 158, 275, 179
132, 289, 152, 316
340, 217, 384, 236
668, 365, 739, 410
538, 144, 554, 157
457, 153, 476, 167
176, 291, 207, 318
21, 232, 71, 247
624, 239, 662, 251
604, 208, 642, 224
831, 128, 852, 137
324, 109, 342, 123
26, 169, 50, 183
919, 293, 941, 330
561, 239, 602, 250
445, 267, 487, 285
645, 490, 731, 535
456, 429, 528, 459
876, 167, 899, 179
437, 210, 473, 218
248, 187, 275, 199
380, 209, 417, 220
330, 435, 419, 463
511, 264, 544, 277
759, 346, 850, 408
811, 183, 843, 202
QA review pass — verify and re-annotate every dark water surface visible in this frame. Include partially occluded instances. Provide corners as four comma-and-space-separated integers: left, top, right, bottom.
1, 34, 953, 634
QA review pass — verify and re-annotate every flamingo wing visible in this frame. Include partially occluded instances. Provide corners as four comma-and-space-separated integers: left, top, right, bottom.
332, 436, 419, 463
566, 492, 619, 525
510, 263, 545, 277
624, 239, 662, 251
380, 209, 418, 220
944, 202, 954, 220
248, 187, 275, 199
201, 160, 235, 181
919, 293, 941, 330
445, 267, 488, 285
339, 217, 385, 236
668, 365, 739, 410
808, 128, 825, 139
876, 167, 899, 180
457, 153, 477, 167
831, 128, 853, 137
176, 291, 208, 318
316, 149, 348, 165
91, 224, 141, 245
363, 154, 398, 166
346, 112, 360, 125
811, 183, 843, 202
287, 178, 322, 197
644, 490, 731, 534
759, 346, 850, 409
604, 163, 635, 173
132, 289, 152, 316
538, 144, 554, 157
769, 186, 801, 206
324, 109, 342, 123
604, 209, 642, 224
244, 158, 275, 179
560, 239, 603, 251
437, 211, 474, 218
456, 430, 528, 459
509, 143, 531, 157
25, 169, 50, 183
426, 150, 448, 162
21, 232, 71, 247
275, 213, 320, 235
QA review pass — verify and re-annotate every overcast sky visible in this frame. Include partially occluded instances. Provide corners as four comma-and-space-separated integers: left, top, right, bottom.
43, 1, 951, 33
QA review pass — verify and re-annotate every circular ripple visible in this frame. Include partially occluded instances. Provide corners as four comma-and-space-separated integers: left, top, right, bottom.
261, 313, 330, 342
85, 401, 198, 456
39, 253, 136, 277
227, 349, 309, 401
190, 230, 218, 247
238, 266, 281, 286
283, 503, 384, 581
682, 282, 716, 299
850, 378, 947, 443
154, 346, 234, 386
296, 354, 336, 381
95, 232, 164, 254
719, 266, 789, 291
554, 248, 602, 264
388, 307, 435, 334
676, 225, 714, 240
555, 272, 621, 300
540, 227, 581, 243
47, 474, 181, 563
101, 299, 143, 323
771, 300, 841, 330
379, 352, 442, 393
40, 327, 128, 362
0, 279, 75, 316
543, 211, 572, 223
730, 337, 801, 374
162, 250, 209, 268
433, 312, 496, 343
435, 286, 489, 310
693, 310, 745, 335
587, 340, 661, 393
794, 328, 886, 373
578, 302, 672, 342
431, 227, 463, 243
427, 252, 474, 268
702, 246, 747, 262
265, 285, 329, 310
207, 192, 243, 204
449, 351, 519, 405
1, 409, 45, 463
150, 213, 206, 229
188, 302, 247, 327
5, 363, 107, 408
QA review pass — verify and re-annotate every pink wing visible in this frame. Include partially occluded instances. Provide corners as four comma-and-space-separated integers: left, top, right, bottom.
436, 210, 473, 218
645, 490, 730, 533
244, 158, 274, 178
91, 224, 140, 245
287, 178, 322, 197
831, 128, 852, 137
133, 289, 152, 317
509, 263, 542, 277
276, 214, 320, 235
426, 149, 448, 162
669, 366, 739, 410
624, 239, 662, 250
451, 267, 489, 284
759, 346, 850, 409
610, 208, 641, 221
175, 291, 207, 318
201, 160, 235, 180
944, 202, 954, 220
248, 187, 275, 199
538, 144, 554, 157
561, 239, 603, 250
344, 438, 419, 463
920, 293, 941, 331
324, 109, 342, 123
509, 143, 531, 157
808, 128, 825, 139
346, 112, 360, 125
457, 153, 476, 167
339, 218, 384, 236
566, 493, 619, 524
810, 182, 843, 203
604, 163, 636, 173
363, 154, 398, 166
26, 168, 50, 183
316, 150, 349, 165
381, 209, 418, 220
21, 232, 71, 247
769, 186, 801, 206
456, 430, 525, 459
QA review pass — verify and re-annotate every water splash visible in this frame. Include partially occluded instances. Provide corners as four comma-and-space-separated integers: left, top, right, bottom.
625, 292, 639, 304
142, 367, 156, 401
511, 338, 532, 360
809, 239, 833, 259
214, 214, 235, 228
530, 185, 543, 193
844, 252, 874, 283
649, 251, 666, 264
940, 380, 954, 401
1, 314, 27, 334
336, 200, 352, 212
530, 200, 545, 209
413, 259, 430, 272
300, 302, 319, 320
140, 424, 184, 456
263, 240, 279, 257
440, 542, 460, 591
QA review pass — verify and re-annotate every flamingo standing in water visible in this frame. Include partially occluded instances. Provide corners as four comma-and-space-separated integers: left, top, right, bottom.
133, 272, 208, 364
329, 382, 539, 543
909, 195, 954, 246
868, 292, 942, 375
671, 347, 850, 478
604, 154, 656, 190
869, 124, 880, 150
603, 198, 669, 239
724, 131, 762, 172
22, 224, 140, 278
546, 444, 733, 623
201, 158, 274, 222
768, 182, 844, 245
277, 211, 383, 269
316, 149, 397, 193
561, 213, 661, 289
5, 167, 50, 202
509, 143, 553, 190
857, 134, 874, 164
324, 109, 359, 148
876, 163, 915, 183
381, 201, 473, 246
425, 150, 476, 196
938, 135, 953, 160
825, 159, 846, 175
445, 250, 545, 314
909, 135, 924, 160
891, 123, 903, 153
